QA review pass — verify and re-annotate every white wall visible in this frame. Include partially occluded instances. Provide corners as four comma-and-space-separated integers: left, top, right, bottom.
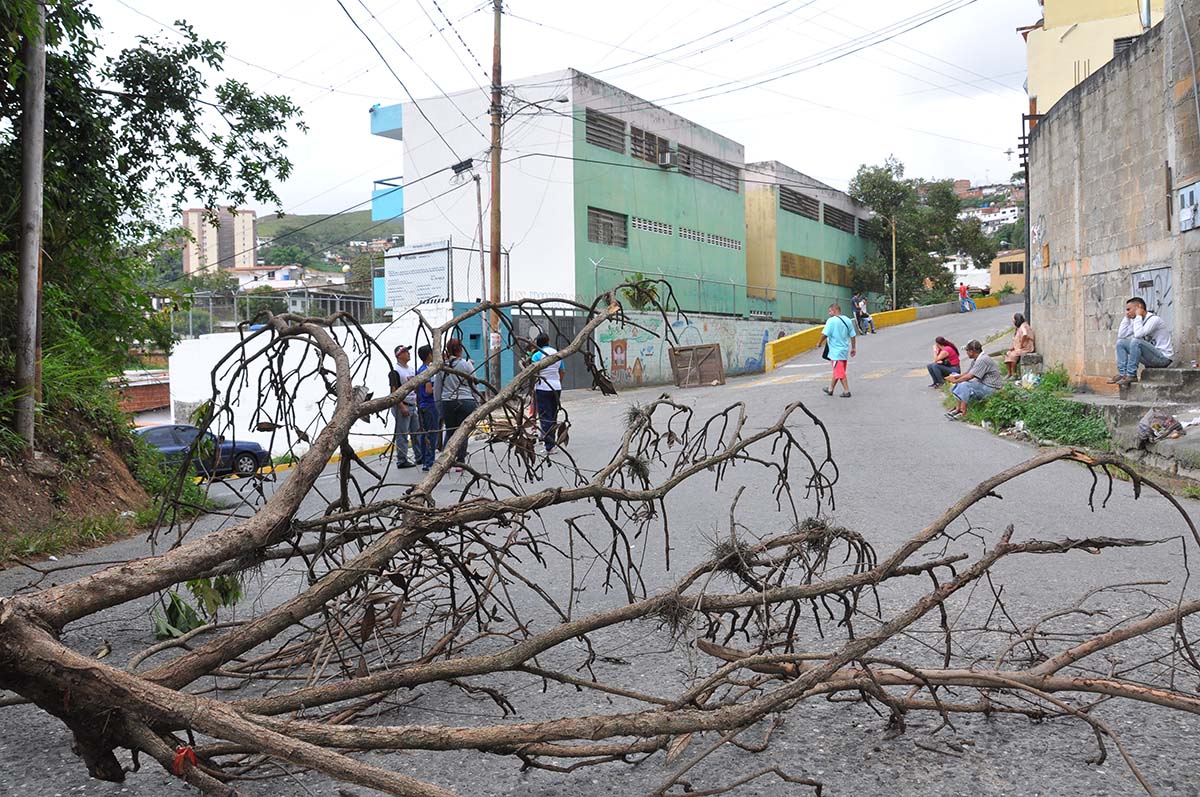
397, 70, 577, 303
169, 305, 455, 456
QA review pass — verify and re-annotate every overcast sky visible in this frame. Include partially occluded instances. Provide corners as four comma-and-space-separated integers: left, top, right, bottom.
91, 0, 1040, 218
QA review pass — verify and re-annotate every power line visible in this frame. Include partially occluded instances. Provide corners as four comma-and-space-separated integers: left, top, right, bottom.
334, 0, 466, 160
112, 0, 404, 102
221, 165, 454, 265
426, 0, 489, 77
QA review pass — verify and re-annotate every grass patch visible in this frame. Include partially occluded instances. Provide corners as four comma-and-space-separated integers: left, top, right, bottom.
0, 511, 136, 560
1182, 484, 1200, 501
272, 452, 297, 467
947, 367, 1110, 449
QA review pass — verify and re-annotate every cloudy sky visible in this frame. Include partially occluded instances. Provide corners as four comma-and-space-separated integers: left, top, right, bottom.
91, 0, 1040, 217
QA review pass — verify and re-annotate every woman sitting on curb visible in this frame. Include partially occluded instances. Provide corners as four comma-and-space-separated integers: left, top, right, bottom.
1004, 313, 1036, 379
944, 340, 1005, 420
927, 336, 960, 387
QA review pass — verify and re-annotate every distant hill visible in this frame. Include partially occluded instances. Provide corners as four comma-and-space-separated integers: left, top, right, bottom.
257, 210, 404, 249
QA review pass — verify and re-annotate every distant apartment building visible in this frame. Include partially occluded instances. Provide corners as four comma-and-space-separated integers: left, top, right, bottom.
368, 68, 872, 319
1019, 0, 1164, 115
181, 208, 258, 273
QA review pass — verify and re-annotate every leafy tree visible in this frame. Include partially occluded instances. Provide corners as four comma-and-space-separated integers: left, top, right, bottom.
850, 158, 1001, 307
243, 285, 288, 320
346, 251, 381, 296
0, 1, 301, 442
261, 243, 315, 267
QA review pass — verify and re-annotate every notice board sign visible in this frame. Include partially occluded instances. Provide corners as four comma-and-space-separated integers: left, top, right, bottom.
384, 239, 451, 308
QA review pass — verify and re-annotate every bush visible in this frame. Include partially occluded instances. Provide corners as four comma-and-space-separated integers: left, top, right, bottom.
960, 367, 1108, 448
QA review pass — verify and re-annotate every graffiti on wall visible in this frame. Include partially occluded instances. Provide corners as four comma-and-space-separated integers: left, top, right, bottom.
597, 314, 807, 387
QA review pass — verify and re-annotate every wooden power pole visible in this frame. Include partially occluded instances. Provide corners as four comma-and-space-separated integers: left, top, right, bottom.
15, 2, 46, 451
487, 0, 503, 392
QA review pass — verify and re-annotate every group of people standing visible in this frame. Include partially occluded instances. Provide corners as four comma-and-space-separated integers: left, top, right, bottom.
388, 333, 565, 471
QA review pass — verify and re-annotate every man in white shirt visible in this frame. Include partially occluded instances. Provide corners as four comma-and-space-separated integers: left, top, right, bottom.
1113, 297, 1172, 385
530, 332, 565, 452
388, 345, 418, 467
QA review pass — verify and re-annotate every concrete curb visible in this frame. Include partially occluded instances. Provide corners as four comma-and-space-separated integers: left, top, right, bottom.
763, 294, 1011, 371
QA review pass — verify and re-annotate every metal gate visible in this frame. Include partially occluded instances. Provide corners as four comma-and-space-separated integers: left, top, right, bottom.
511, 311, 592, 391
1131, 267, 1173, 332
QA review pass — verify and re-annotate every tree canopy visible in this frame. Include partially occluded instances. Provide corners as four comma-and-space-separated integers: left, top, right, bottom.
0, 1, 302, 445
849, 157, 997, 307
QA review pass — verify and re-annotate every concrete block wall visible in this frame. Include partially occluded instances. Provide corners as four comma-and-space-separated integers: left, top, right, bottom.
1029, 0, 1200, 389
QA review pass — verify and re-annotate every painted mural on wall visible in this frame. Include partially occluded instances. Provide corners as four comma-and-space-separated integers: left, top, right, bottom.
597, 312, 808, 387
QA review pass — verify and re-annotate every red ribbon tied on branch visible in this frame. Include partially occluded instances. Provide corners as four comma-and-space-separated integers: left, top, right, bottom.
172, 745, 197, 776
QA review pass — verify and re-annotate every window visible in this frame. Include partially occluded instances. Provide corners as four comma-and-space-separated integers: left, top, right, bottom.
631, 127, 669, 164
999, 260, 1024, 275
632, 216, 673, 236
779, 187, 820, 220
587, 207, 628, 247
856, 218, 872, 239
141, 427, 176, 447
585, 108, 625, 154
1113, 36, 1138, 56
677, 146, 739, 193
822, 205, 856, 234
780, 252, 822, 281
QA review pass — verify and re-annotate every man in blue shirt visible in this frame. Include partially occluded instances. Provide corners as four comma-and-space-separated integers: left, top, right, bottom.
414, 344, 440, 471
529, 332, 565, 452
819, 302, 857, 398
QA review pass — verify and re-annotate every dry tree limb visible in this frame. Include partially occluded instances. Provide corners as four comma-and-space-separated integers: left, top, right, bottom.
1, 286, 1198, 795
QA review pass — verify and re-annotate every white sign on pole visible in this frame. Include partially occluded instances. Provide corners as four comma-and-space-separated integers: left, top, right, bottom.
384, 239, 451, 308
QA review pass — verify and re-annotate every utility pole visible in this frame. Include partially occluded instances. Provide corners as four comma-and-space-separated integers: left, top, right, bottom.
15, 2, 46, 451
890, 217, 897, 311
487, 0, 503, 393
1018, 113, 1041, 326
474, 174, 489, 368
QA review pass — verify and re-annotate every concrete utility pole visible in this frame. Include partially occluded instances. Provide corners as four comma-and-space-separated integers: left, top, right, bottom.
890, 217, 897, 311
475, 174, 489, 368
487, 0, 503, 392
15, 2, 46, 451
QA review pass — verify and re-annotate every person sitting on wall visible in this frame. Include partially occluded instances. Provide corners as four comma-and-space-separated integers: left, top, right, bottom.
927, 336, 960, 387
855, 293, 876, 334
944, 339, 1004, 419
1003, 313, 1036, 379
1111, 297, 1173, 385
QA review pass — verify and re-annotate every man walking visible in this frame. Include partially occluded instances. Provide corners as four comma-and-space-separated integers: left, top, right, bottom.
414, 344, 440, 471
819, 302, 856, 398
530, 332, 565, 452
388, 344, 418, 468
958, 282, 976, 313
1111, 297, 1172, 384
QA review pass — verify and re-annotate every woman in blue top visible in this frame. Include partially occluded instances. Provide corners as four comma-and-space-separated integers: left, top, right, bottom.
818, 302, 857, 398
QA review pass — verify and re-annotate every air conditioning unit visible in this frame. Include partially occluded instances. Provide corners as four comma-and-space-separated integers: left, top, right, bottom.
658, 151, 678, 169
1179, 181, 1199, 233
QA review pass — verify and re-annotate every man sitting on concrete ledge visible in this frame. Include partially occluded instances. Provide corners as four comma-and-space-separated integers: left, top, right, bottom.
944, 340, 1004, 420
1110, 297, 1172, 385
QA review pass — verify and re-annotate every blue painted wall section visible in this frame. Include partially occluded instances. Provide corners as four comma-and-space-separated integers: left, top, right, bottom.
372, 184, 404, 223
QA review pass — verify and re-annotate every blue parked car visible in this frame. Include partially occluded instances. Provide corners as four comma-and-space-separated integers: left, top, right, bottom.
135, 424, 270, 477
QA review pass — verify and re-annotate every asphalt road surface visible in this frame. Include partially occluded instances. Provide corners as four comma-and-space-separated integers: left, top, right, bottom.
3, 303, 1200, 796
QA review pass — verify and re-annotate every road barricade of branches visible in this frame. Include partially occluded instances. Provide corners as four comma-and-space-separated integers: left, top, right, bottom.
1, 285, 1199, 796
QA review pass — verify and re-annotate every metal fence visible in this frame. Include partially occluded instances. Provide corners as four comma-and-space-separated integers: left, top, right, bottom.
165, 289, 382, 338
593, 264, 831, 322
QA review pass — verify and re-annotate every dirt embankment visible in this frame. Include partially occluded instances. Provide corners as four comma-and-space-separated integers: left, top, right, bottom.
0, 432, 147, 550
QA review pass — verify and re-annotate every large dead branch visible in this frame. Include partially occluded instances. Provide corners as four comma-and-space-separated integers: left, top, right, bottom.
2, 285, 1199, 796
